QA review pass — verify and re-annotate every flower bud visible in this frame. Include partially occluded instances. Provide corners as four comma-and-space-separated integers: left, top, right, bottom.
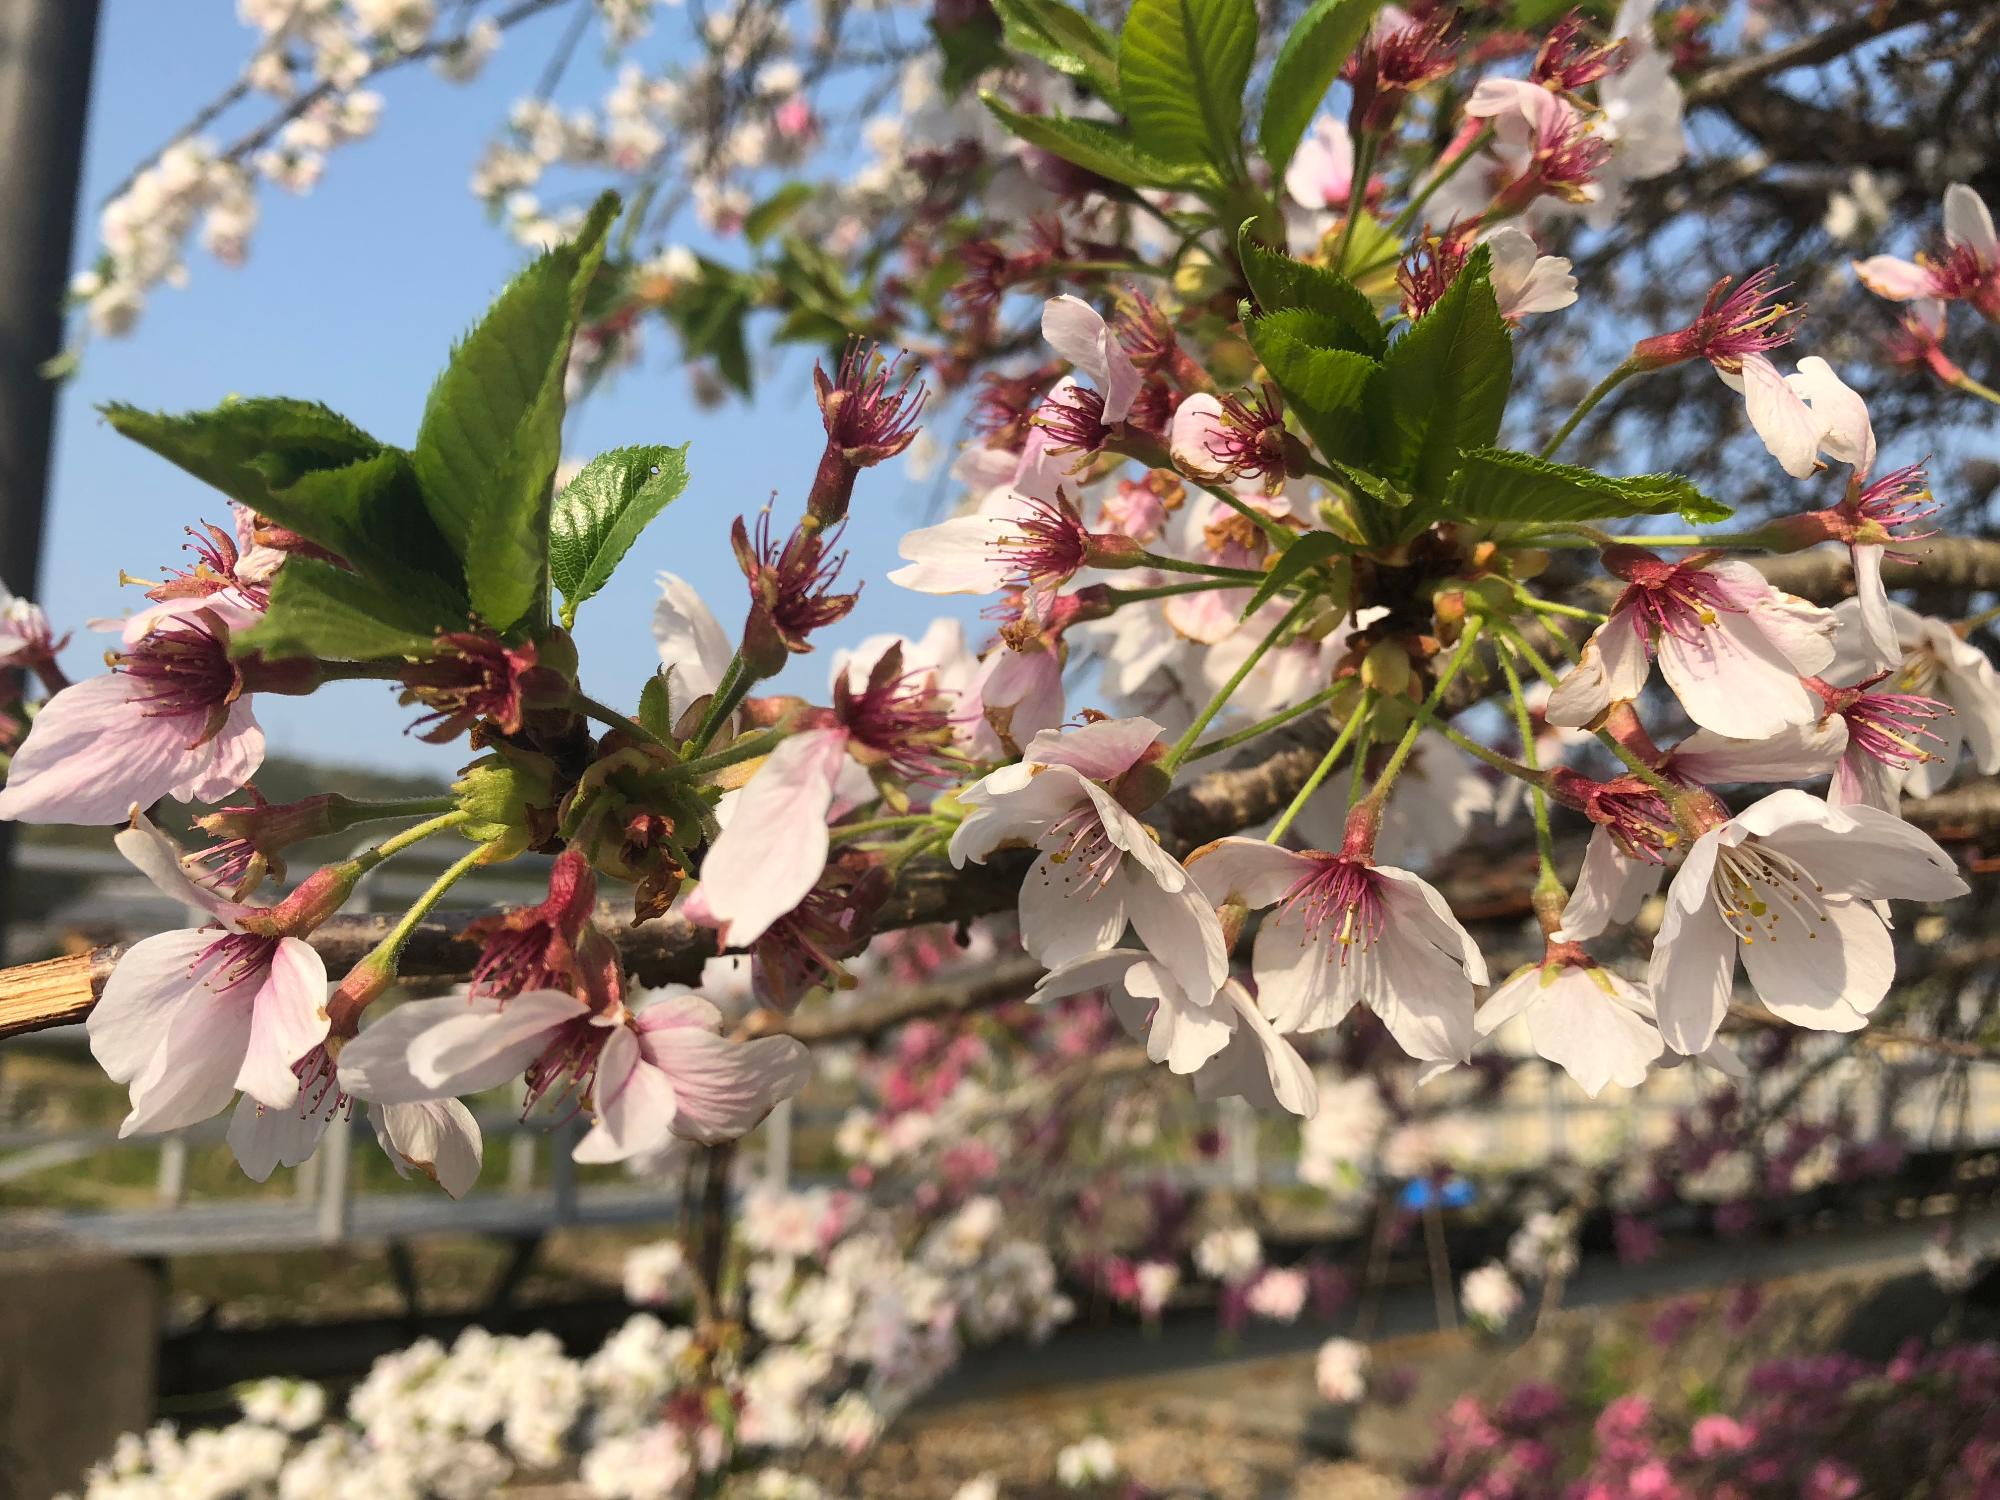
454, 748, 560, 861
1360, 639, 1412, 697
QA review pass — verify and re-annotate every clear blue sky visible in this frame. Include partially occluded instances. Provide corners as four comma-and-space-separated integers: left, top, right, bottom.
46, 1, 969, 774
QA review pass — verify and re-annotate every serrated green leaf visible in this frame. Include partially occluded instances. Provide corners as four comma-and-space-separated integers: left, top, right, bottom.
1373, 244, 1513, 499
548, 444, 691, 625
1118, 0, 1257, 171
1325, 458, 1415, 509
103, 399, 461, 593
979, 96, 1212, 190
1439, 448, 1732, 527
414, 192, 619, 633
991, 0, 1120, 99
1244, 305, 1380, 466
1258, 0, 1382, 178
233, 559, 453, 663
638, 671, 674, 740
1237, 226, 1386, 357
1239, 529, 1348, 619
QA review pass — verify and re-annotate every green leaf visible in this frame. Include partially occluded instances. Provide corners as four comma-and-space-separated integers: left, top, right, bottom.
1258, 0, 1382, 178
1117, 0, 1257, 171
548, 444, 691, 625
933, 5, 1006, 93
1239, 529, 1347, 619
1439, 448, 1732, 527
638, 671, 674, 741
233, 559, 454, 663
1373, 244, 1513, 499
103, 399, 461, 592
413, 192, 619, 633
1244, 305, 1380, 466
1237, 226, 1386, 357
979, 96, 1212, 190
742, 183, 815, 244
991, 0, 1120, 100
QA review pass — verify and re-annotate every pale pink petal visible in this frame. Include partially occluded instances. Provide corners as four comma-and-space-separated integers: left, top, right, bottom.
1029, 950, 1147, 1005
1850, 545, 1901, 675
1368, 924, 1477, 1066
1023, 715, 1162, 779
88, 929, 216, 1084
371, 1100, 484, 1197
1378, 867, 1489, 985
1123, 960, 1232, 1073
695, 727, 848, 946
574, 1026, 679, 1164
888, 515, 1015, 596
1169, 394, 1231, 481
1083, 780, 1187, 893
1527, 969, 1661, 1097
1122, 868, 1229, 1002
1751, 797, 1966, 901
1555, 827, 1663, 942
1546, 615, 1648, 727
1944, 183, 1998, 263
228, 1087, 337, 1181
1191, 982, 1318, 1116
653, 572, 735, 701
632, 986, 726, 1034
1654, 610, 1818, 737
645, 1030, 811, 1144
1249, 906, 1364, 1033
122, 973, 257, 1135
1786, 356, 1874, 475
407, 989, 589, 1095
0, 675, 212, 824
1647, 870, 1738, 1055
1737, 895, 1888, 1031
174, 698, 266, 805
113, 811, 255, 927
335, 998, 475, 1105
1853, 255, 1938, 302
1041, 295, 1140, 423
234, 937, 330, 1109
947, 765, 1086, 867
1284, 118, 1353, 210
1738, 353, 1824, 479
1017, 850, 1127, 964
1668, 718, 1847, 785
1186, 837, 1308, 909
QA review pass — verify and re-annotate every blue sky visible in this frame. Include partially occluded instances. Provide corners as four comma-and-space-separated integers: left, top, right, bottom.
47, 1, 969, 774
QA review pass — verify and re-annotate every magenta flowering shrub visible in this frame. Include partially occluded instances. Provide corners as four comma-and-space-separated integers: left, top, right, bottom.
1412, 1341, 2000, 1500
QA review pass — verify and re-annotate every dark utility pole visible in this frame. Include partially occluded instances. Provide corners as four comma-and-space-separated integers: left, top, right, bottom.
0, 0, 102, 955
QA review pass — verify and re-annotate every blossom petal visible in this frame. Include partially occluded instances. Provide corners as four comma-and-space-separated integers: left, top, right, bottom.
1853, 255, 1937, 302
228, 1085, 337, 1182
233, 937, 330, 1110
1022, 716, 1162, 780
1556, 827, 1663, 942
1944, 183, 1998, 262
1186, 837, 1308, 910
1737, 894, 1888, 1032
0, 675, 214, 824
407, 989, 588, 1095
88, 929, 218, 1084
1647, 875, 1738, 1055
371, 1100, 484, 1198
1017, 850, 1128, 965
1739, 353, 1824, 479
887, 515, 1013, 596
574, 1027, 678, 1164
653, 573, 734, 702
114, 810, 255, 927
1122, 869, 1229, 1002
644, 1030, 811, 1145
695, 727, 847, 946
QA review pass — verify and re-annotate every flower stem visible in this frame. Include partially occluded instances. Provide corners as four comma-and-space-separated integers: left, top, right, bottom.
1952, 371, 2000, 407
360, 810, 472, 868
1135, 551, 1270, 584
1267, 693, 1374, 844
1539, 357, 1642, 460
1495, 647, 1561, 890
686, 653, 749, 756
1333, 131, 1381, 275
1162, 596, 1314, 775
1187, 683, 1346, 762
1105, 579, 1243, 606
829, 813, 943, 843
669, 730, 784, 781
1359, 620, 1485, 812
574, 689, 671, 748
350, 841, 490, 979
1389, 124, 1495, 238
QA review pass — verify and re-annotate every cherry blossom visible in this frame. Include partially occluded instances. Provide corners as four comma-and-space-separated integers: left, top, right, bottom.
1476, 946, 1663, 1097
1187, 836, 1486, 1078
1828, 598, 2000, 798
1547, 548, 1836, 737
1855, 183, 2000, 321
949, 718, 1228, 1002
1648, 789, 1965, 1053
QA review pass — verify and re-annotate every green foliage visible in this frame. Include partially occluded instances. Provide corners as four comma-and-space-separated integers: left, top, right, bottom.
665, 259, 755, 392
991, 0, 1120, 100
1440, 448, 1732, 527
1258, 0, 1382, 179
101, 399, 461, 600
1372, 244, 1513, 500
1117, 0, 1257, 174
1244, 305, 1380, 466
637, 671, 674, 741
742, 183, 816, 245
548, 444, 692, 627
1239, 530, 1348, 618
234, 559, 457, 663
1236, 226, 1386, 357
979, 97, 1213, 190
413, 191, 619, 634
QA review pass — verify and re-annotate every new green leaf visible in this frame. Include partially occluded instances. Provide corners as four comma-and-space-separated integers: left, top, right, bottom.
1440, 448, 1732, 527
991, 0, 1119, 100
413, 191, 619, 633
1237, 226, 1386, 357
980, 96, 1211, 190
1239, 530, 1348, 619
1117, 0, 1257, 171
233, 559, 455, 663
548, 444, 692, 625
1244, 305, 1379, 466
1373, 244, 1513, 499
1259, 0, 1382, 178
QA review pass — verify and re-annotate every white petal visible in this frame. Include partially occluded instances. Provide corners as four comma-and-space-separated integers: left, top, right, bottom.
648, 1031, 811, 1145
228, 1087, 336, 1181
653, 572, 734, 701
1123, 870, 1229, 1002
1853, 255, 1937, 302
1737, 894, 1889, 1031
234, 938, 330, 1110
1944, 183, 1998, 263
694, 727, 846, 946
89, 929, 215, 1084
408, 989, 588, 1095
1740, 353, 1824, 479
1017, 849, 1128, 965
1668, 717, 1846, 785
1556, 828, 1663, 942
1186, 837, 1308, 909
371, 1100, 484, 1198
113, 812, 256, 927
1646, 877, 1738, 1055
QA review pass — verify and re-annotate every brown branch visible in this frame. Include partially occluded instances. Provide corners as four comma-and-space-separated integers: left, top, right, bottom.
1754, 538, 2000, 603
1683, 0, 1967, 107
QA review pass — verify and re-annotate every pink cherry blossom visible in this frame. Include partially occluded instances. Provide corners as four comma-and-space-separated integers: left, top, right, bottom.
0, 603, 265, 824
1828, 598, 2000, 798
1855, 183, 2000, 320
950, 717, 1228, 1003
1039, 295, 1139, 425
1476, 948, 1663, 1096
1648, 789, 1965, 1053
88, 813, 329, 1136
1286, 116, 1361, 212
1485, 225, 1578, 320
1187, 836, 1486, 1077
1546, 549, 1835, 737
